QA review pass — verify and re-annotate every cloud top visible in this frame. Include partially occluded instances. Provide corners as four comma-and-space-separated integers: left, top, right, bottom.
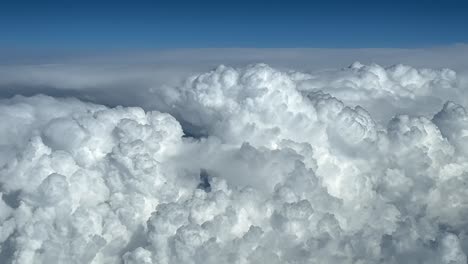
1, 62, 468, 263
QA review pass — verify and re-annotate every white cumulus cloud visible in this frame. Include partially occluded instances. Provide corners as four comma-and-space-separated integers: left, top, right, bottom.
1, 59, 468, 263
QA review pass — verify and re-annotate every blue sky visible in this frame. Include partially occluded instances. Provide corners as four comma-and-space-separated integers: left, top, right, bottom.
1, 0, 467, 49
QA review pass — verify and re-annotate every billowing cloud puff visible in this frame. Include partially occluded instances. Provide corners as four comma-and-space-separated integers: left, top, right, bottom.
295, 62, 464, 122
1, 62, 468, 263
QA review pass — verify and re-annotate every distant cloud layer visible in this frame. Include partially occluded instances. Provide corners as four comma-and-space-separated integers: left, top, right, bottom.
1, 48, 468, 263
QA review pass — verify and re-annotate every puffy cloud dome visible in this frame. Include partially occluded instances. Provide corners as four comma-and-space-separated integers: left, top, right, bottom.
1, 63, 468, 263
